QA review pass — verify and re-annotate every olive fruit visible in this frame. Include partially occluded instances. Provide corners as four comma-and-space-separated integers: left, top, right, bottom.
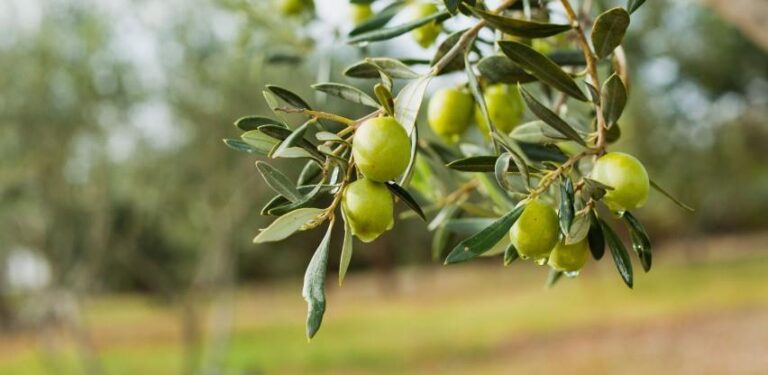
352, 116, 411, 182
475, 84, 524, 136
548, 239, 590, 272
591, 152, 650, 212
342, 178, 394, 243
509, 199, 560, 262
350, 3, 373, 25
278, 0, 313, 15
402, 3, 441, 48
427, 87, 474, 143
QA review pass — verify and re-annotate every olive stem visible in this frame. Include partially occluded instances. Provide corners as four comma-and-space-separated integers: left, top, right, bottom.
558, 0, 608, 153
275, 107, 356, 126
529, 149, 598, 198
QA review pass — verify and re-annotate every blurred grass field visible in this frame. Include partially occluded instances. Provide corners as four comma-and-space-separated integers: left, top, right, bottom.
1, 235, 767, 374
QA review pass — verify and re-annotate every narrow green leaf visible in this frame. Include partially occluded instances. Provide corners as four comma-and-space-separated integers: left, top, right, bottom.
311, 82, 379, 108
546, 269, 564, 288
599, 218, 633, 288
466, 48, 498, 146
431, 217, 453, 261
272, 120, 313, 158
224, 138, 272, 156
428, 201, 462, 231
591, 8, 630, 59
499, 41, 588, 101
510, 120, 569, 144
297, 161, 323, 185
443, 0, 460, 13
266, 84, 312, 109
348, 10, 450, 45
374, 83, 395, 116
258, 124, 323, 161
559, 177, 575, 235
339, 211, 354, 286
253, 207, 325, 244
519, 143, 568, 163
255, 161, 302, 203
447, 155, 516, 172
395, 75, 432, 135
518, 85, 587, 146
303, 220, 333, 339
627, 0, 647, 14
443, 218, 497, 235
477, 55, 536, 85
622, 211, 652, 272
587, 212, 605, 260
470, 7, 571, 38
235, 116, 284, 131
503, 242, 519, 266
444, 204, 526, 264
386, 182, 426, 221
399, 124, 419, 187
566, 212, 591, 245
650, 179, 695, 212
430, 29, 466, 74
349, 2, 403, 36
602, 74, 627, 128
344, 58, 420, 79
267, 182, 325, 216
494, 153, 514, 191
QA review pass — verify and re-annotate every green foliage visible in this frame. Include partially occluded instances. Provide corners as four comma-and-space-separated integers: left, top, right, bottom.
224, 0, 694, 338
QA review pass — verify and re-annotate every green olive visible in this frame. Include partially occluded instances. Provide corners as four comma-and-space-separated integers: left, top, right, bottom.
591, 152, 650, 212
350, 3, 373, 25
427, 87, 474, 143
278, 0, 313, 15
475, 84, 524, 136
342, 178, 394, 243
403, 3, 441, 48
509, 199, 560, 262
352, 116, 411, 182
548, 239, 590, 272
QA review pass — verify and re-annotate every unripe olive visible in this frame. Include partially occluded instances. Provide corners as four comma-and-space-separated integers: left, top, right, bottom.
591, 152, 650, 212
350, 3, 373, 25
509, 199, 560, 262
278, 0, 313, 15
475, 84, 524, 136
352, 116, 411, 182
548, 239, 590, 272
427, 87, 474, 143
402, 3, 441, 48
342, 178, 394, 243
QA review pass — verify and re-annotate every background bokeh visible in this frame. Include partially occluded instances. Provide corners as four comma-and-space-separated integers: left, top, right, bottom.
1, 0, 767, 373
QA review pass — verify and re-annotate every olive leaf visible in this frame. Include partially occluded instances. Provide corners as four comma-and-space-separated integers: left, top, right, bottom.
498, 41, 588, 102
374, 83, 395, 116
591, 8, 630, 60
303, 220, 333, 339
338, 210, 354, 286
546, 269, 564, 288
428, 201, 463, 231
430, 29, 467, 74
622, 211, 652, 272
627, 0, 647, 14
399, 123, 420, 187
443, 218, 497, 235
266, 182, 326, 216
311, 82, 379, 108
253, 207, 325, 244
602, 74, 627, 128
255, 161, 302, 203
349, 1, 403, 36
395, 75, 432, 135
431, 206, 459, 260
258, 124, 324, 161
510, 120, 570, 144
599, 218, 633, 288
494, 153, 515, 191
518, 85, 587, 146
297, 160, 323, 186
386, 181, 426, 221
235, 116, 284, 131
447, 156, 515, 172
503, 242, 519, 266
559, 177, 575, 235
477, 55, 537, 85
348, 10, 450, 45
266, 84, 312, 110
444, 204, 526, 264
344, 58, 421, 79
272, 120, 313, 158
469, 7, 571, 38
566, 212, 591, 245
650, 179, 695, 212
443, 0, 460, 13
228, 132, 278, 155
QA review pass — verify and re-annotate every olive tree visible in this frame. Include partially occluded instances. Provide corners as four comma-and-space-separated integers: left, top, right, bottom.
224, 0, 693, 339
